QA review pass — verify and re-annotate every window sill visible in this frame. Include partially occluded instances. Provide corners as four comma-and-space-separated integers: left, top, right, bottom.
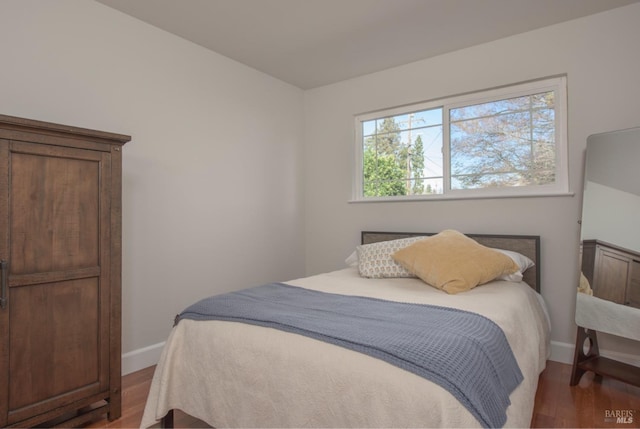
349, 191, 575, 203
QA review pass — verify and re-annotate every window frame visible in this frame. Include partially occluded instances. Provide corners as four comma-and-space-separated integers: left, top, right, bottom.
352, 76, 569, 202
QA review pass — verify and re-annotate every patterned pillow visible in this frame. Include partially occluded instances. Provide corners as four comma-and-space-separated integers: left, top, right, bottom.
357, 236, 427, 278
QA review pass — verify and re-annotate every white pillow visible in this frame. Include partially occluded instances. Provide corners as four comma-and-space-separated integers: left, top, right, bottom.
494, 248, 534, 282
356, 236, 426, 278
345, 251, 358, 267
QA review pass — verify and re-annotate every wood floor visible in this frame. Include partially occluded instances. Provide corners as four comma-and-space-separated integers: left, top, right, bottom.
532, 360, 640, 428
84, 360, 640, 428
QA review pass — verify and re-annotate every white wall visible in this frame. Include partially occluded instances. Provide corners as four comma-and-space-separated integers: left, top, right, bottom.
303, 3, 640, 362
0, 0, 305, 372
582, 182, 640, 252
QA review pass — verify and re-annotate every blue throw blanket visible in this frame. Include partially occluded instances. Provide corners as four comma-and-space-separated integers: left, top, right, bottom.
177, 283, 523, 428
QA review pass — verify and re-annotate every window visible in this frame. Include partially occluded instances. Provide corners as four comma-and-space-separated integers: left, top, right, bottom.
353, 76, 568, 201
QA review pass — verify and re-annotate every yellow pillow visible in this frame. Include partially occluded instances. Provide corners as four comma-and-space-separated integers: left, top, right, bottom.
392, 230, 519, 294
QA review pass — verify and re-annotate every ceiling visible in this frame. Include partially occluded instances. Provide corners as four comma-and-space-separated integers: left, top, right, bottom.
96, 0, 639, 89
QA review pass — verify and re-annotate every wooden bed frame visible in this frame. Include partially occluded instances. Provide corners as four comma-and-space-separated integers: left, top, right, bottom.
361, 231, 541, 292
159, 230, 541, 428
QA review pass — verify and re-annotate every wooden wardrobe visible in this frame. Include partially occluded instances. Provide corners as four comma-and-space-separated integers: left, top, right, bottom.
0, 115, 130, 427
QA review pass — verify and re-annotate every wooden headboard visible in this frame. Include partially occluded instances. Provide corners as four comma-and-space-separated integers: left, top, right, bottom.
361, 231, 541, 292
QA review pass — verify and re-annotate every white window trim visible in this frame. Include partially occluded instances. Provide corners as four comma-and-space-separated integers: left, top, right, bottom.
352, 76, 570, 202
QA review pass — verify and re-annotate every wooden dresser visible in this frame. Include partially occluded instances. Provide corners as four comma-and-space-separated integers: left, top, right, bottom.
581, 239, 640, 309
0, 115, 130, 427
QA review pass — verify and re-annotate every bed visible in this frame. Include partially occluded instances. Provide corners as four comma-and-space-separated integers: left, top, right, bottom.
140, 230, 550, 428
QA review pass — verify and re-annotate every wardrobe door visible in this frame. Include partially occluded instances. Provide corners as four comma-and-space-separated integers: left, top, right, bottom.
0, 139, 9, 427
3, 141, 111, 425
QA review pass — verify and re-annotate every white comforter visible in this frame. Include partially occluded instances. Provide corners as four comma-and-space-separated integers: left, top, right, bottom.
140, 268, 550, 428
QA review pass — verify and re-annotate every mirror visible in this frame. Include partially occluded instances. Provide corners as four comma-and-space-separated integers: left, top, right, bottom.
575, 126, 640, 342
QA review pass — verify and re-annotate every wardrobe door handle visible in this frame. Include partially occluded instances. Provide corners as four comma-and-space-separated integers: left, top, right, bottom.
0, 260, 7, 309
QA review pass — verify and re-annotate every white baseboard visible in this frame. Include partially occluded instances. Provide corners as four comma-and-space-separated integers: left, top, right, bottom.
599, 347, 640, 367
550, 340, 575, 364
549, 340, 640, 367
121, 341, 165, 375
